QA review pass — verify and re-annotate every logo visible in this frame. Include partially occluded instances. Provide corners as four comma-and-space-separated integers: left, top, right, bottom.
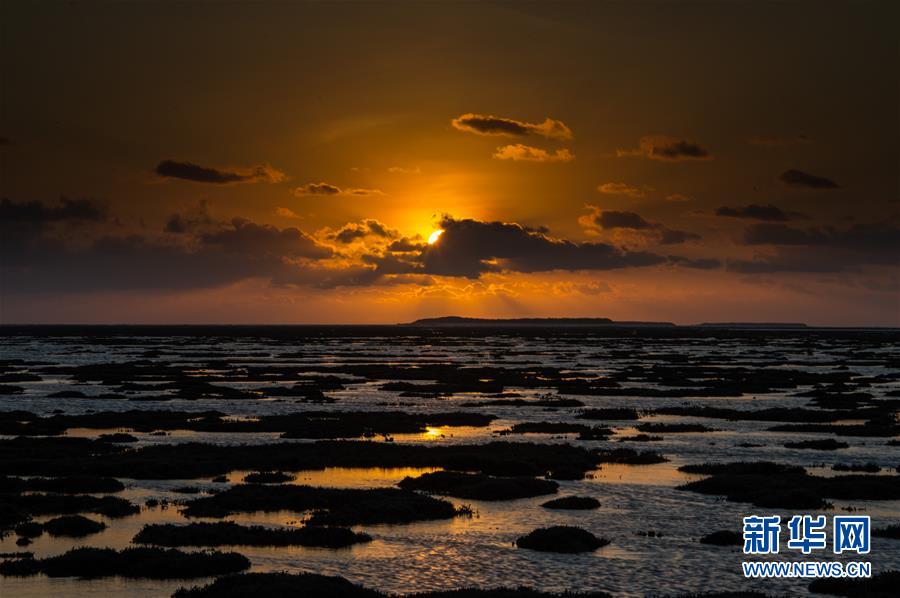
741, 514, 872, 579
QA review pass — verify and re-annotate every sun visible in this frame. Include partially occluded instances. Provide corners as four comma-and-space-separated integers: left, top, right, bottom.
427, 229, 444, 245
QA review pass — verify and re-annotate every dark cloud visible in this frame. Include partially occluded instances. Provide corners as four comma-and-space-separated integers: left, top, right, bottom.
294, 183, 382, 196
200, 218, 332, 259
582, 208, 700, 245
154, 160, 286, 184
0, 198, 110, 267
715, 204, 804, 222
667, 256, 722, 270
388, 237, 426, 252
779, 169, 839, 189
747, 135, 810, 147
597, 182, 646, 199
164, 200, 215, 234
296, 182, 341, 195
742, 221, 898, 252
729, 221, 899, 273
408, 216, 667, 278
658, 228, 701, 245
451, 113, 572, 140
331, 219, 397, 244
2, 212, 338, 293
492, 144, 574, 162
618, 135, 712, 161
0, 197, 106, 224
596, 211, 654, 230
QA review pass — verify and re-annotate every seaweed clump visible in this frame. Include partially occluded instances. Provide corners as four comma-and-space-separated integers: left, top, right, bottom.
515, 526, 609, 553
873, 524, 900, 539
173, 572, 382, 598
242, 471, 295, 484
540, 496, 600, 510
0, 475, 124, 494
0, 547, 250, 579
594, 448, 668, 464
182, 484, 460, 526
43, 515, 107, 537
808, 570, 899, 597
784, 439, 849, 451
134, 521, 370, 548
677, 462, 900, 509
699, 530, 742, 546
175, 572, 616, 597
398, 471, 558, 501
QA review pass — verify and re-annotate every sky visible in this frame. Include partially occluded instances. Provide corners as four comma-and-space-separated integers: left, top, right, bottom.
1, 0, 898, 325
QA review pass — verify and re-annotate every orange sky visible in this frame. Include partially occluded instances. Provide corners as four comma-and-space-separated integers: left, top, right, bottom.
1, 1, 898, 325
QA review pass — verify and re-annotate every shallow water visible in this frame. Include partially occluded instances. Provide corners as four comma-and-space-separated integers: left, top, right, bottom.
1, 328, 898, 596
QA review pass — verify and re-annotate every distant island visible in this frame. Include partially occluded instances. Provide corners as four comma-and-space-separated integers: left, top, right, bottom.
697, 322, 808, 329
406, 316, 676, 327
406, 316, 810, 329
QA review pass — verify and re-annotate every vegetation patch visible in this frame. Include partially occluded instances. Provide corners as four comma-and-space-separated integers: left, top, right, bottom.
0, 547, 250, 579
873, 524, 900, 539
134, 521, 371, 548
594, 448, 668, 464
636, 423, 715, 434
618, 434, 662, 442
4, 493, 139, 518
699, 530, 742, 546
398, 471, 558, 501
808, 570, 898, 597
678, 461, 806, 475
0, 475, 124, 494
515, 526, 609, 553
577, 408, 639, 420
832, 463, 880, 473
1, 439, 599, 481
173, 572, 382, 597
540, 496, 600, 510
182, 484, 460, 526
173, 571, 617, 597
678, 462, 805, 476
678, 466, 900, 509
783, 439, 849, 451
242, 471, 295, 484
97, 433, 139, 443
769, 421, 898, 438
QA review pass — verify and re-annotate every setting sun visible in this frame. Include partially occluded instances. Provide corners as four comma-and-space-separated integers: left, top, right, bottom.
427, 229, 444, 245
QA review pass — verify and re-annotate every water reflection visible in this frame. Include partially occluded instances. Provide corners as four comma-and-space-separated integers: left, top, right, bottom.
2, 333, 899, 597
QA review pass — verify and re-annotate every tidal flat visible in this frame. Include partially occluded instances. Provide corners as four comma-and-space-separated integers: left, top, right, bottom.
0, 325, 898, 597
